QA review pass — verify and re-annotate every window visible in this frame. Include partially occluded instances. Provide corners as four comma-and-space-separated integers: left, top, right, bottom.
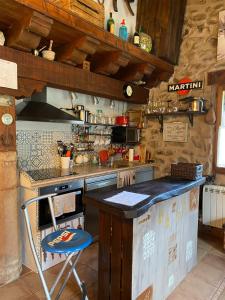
216, 87, 225, 172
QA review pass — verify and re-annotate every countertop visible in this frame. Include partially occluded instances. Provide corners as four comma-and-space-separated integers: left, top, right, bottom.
84, 176, 206, 219
20, 162, 155, 188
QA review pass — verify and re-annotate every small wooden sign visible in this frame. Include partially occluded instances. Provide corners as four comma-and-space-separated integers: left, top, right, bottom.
163, 122, 188, 143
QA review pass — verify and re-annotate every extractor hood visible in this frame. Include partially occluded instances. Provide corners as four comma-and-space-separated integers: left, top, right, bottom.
16, 88, 83, 124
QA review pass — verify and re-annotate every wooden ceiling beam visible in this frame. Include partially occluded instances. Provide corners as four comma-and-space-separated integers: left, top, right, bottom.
9, 0, 174, 74
145, 69, 172, 88
56, 36, 100, 66
0, 46, 148, 103
91, 51, 130, 76
7, 11, 53, 51
0, 78, 46, 99
115, 63, 155, 82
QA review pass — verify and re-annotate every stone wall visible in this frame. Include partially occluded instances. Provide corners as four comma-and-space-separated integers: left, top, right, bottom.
143, 0, 225, 179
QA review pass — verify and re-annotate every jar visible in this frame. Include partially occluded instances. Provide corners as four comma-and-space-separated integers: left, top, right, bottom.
89, 113, 96, 124
96, 109, 103, 124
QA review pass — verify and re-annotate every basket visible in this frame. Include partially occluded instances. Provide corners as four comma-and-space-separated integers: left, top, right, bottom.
171, 163, 203, 180
48, 0, 104, 28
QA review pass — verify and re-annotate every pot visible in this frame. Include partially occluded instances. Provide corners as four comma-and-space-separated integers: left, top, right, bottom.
190, 98, 204, 112
115, 115, 129, 126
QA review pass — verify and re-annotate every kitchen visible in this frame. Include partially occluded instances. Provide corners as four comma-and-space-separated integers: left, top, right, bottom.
0, 0, 225, 300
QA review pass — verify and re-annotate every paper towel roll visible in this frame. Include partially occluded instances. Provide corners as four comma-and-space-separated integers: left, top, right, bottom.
129, 148, 134, 162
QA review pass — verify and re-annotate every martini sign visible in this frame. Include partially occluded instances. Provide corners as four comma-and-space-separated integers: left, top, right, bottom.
168, 77, 203, 95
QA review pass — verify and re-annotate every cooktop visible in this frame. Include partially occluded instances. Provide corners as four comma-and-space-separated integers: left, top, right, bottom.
26, 168, 78, 181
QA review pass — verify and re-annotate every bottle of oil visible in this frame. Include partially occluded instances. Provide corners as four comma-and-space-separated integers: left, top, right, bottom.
107, 12, 115, 34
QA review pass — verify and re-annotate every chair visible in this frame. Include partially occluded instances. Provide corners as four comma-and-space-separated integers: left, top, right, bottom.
21, 193, 93, 300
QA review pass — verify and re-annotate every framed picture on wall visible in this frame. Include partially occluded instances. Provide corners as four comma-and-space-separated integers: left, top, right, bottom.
163, 122, 188, 143
217, 10, 225, 61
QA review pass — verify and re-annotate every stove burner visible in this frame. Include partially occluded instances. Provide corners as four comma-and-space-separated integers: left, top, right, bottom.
27, 168, 78, 181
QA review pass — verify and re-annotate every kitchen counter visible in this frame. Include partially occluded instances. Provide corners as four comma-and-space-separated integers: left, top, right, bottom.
84, 176, 205, 300
84, 176, 205, 218
20, 162, 155, 188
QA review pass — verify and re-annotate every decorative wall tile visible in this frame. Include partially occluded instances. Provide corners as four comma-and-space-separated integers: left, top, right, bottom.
16, 129, 73, 171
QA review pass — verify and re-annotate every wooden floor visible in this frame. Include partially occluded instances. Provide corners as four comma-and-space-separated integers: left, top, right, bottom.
0, 237, 225, 300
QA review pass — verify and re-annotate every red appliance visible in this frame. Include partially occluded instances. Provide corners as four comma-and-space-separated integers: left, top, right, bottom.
115, 116, 129, 126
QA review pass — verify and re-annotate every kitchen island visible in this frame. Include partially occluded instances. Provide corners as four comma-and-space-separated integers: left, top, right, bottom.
84, 176, 205, 300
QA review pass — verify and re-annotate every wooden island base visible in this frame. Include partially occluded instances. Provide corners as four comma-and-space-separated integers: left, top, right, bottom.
97, 188, 200, 300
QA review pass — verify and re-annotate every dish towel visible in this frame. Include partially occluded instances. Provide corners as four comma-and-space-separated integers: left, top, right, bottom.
53, 192, 76, 217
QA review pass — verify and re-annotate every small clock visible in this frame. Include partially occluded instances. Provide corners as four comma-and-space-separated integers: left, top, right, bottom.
123, 84, 133, 98
1, 113, 13, 126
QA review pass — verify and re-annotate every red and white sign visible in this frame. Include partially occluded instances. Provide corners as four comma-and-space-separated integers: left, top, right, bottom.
168, 77, 203, 95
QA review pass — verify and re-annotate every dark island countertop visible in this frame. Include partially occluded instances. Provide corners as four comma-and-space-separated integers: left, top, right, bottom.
84, 176, 206, 219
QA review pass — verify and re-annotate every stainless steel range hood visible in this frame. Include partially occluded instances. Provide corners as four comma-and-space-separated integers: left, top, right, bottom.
16, 88, 83, 124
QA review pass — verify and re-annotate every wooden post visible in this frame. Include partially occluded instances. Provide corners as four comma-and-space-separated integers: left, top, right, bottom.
0, 95, 21, 284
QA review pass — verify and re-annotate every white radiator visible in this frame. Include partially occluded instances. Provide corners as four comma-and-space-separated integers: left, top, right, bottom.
203, 185, 225, 228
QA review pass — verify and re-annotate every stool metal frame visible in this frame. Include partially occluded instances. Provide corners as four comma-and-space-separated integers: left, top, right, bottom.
21, 193, 90, 300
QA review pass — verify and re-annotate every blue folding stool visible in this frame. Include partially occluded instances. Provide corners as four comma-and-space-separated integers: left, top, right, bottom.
21, 193, 93, 300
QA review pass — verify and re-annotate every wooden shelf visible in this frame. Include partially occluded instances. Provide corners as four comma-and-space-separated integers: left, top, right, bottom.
145, 110, 208, 132
0, 0, 174, 102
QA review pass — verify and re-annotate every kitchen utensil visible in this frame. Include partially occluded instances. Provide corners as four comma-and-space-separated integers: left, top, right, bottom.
113, 0, 118, 12
42, 40, 55, 61
115, 115, 129, 126
57, 141, 64, 156
33, 45, 46, 56
124, 0, 134, 16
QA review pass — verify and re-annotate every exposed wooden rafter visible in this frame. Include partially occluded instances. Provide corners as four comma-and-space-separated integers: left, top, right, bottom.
56, 36, 100, 66
7, 11, 53, 51
0, 46, 149, 103
115, 63, 155, 82
0, 0, 174, 103
91, 51, 130, 75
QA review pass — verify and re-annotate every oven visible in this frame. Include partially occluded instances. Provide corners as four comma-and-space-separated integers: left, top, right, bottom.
39, 180, 84, 230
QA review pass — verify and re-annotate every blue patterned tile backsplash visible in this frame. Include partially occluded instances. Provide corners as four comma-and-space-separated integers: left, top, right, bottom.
16, 129, 74, 171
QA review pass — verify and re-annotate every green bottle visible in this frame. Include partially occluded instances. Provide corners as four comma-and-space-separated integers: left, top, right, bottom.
107, 12, 115, 34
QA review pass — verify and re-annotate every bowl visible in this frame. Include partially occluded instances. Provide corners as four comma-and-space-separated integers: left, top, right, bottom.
42, 50, 55, 61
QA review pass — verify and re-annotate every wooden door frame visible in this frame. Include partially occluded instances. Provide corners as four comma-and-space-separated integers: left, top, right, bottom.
214, 84, 225, 174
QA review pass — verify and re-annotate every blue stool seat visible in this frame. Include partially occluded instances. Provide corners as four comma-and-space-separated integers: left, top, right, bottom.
41, 228, 93, 254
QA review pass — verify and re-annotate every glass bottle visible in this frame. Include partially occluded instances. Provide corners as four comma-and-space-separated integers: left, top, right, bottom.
133, 30, 140, 47
107, 12, 115, 34
119, 19, 128, 41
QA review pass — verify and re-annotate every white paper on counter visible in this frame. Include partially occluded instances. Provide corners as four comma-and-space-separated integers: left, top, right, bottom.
104, 191, 150, 206
0, 59, 18, 89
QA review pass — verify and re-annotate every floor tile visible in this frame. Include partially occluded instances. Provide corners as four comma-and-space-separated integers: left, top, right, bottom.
0, 280, 33, 300
1, 238, 225, 300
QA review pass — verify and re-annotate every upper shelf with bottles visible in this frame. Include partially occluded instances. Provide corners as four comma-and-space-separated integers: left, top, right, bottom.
0, 0, 174, 89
